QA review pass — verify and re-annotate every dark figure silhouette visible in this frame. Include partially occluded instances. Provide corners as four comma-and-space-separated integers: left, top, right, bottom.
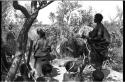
92, 69, 104, 82
1, 27, 16, 81
63, 61, 80, 82
19, 63, 34, 82
36, 63, 58, 82
82, 13, 110, 70
63, 59, 87, 82
42, 63, 53, 76
5, 26, 17, 57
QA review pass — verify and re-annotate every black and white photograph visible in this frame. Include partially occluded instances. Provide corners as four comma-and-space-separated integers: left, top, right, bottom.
1, 0, 123, 82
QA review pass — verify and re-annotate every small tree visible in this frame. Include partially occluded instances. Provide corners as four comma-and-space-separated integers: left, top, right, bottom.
49, 12, 56, 24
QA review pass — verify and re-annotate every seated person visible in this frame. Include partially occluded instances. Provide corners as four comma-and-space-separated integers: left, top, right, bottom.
20, 63, 34, 81
92, 69, 104, 82
42, 63, 53, 77
36, 63, 58, 82
63, 61, 81, 82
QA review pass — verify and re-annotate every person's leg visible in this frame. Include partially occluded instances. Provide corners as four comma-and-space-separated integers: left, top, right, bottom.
35, 59, 43, 77
41, 60, 51, 76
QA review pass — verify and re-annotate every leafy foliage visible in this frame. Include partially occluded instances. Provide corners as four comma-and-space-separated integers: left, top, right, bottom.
1, 1, 123, 81
104, 15, 123, 72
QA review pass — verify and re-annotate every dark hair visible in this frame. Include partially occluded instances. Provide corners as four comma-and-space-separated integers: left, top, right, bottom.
37, 29, 45, 38
92, 69, 104, 81
94, 13, 103, 23
42, 63, 53, 76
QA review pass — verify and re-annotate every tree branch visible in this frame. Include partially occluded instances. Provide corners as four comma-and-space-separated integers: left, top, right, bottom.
38, 0, 55, 10
31, 1, 37, 10
13, 1, 30, 18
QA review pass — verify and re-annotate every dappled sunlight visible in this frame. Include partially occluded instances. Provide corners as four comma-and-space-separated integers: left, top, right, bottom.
1, 1, 123, 82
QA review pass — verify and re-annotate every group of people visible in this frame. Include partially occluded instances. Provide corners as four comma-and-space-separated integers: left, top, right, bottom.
62, 13, 111, 82
30, 13, 110, 82
14, 13, 111, 82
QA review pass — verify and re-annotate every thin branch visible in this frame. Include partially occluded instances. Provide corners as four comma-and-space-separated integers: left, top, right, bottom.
31, 0, 55, 16
38, 0, 55, 10
13, 1, 30, 18
31, 1, 37, 9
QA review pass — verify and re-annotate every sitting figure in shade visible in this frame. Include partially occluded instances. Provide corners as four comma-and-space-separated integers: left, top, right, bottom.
63, 59, 87, 82
19, 63, 34, 82
92, 69, 104, 82
36, 63, 58, 82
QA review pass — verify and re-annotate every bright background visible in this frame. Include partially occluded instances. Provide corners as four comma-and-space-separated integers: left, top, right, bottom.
19, 1, 123, 24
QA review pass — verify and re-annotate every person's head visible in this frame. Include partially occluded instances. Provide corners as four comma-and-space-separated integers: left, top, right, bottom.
94, 13, 103, 23
37, 29, 46, 38
42, 63, 53, 76
92, 69, 104, 82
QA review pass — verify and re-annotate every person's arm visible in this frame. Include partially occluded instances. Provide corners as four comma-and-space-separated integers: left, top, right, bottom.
88, 27, 103, 41
33, 39, 39, 53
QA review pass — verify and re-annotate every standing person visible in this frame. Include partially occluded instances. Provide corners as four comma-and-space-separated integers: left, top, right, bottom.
82, 13, 111, 70
6, 25, 17, 57
34, 29, 52, 77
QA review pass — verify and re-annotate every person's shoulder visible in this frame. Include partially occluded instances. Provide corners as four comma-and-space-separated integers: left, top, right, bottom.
101, 23, 106, 29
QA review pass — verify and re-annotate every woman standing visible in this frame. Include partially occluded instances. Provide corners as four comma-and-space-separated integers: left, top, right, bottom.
82, 13, 111, 70
34, 29, 52, 77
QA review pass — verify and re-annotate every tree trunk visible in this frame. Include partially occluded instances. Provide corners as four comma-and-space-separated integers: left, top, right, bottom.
5, 1, 54, 81
5, 13, 38, 81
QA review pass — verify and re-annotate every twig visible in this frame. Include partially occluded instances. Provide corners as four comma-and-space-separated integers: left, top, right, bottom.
38, 0, 55, 10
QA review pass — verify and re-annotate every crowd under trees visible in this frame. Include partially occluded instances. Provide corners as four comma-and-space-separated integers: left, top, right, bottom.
1, 1, 123, 81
